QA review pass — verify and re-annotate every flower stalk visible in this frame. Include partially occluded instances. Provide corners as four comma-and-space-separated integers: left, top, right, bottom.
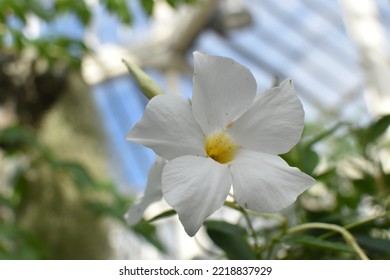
224, 201, 261, 258
287, 222, 369, 260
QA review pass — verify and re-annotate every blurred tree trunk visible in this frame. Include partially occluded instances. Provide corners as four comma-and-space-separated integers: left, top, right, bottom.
0, 51, 111, 259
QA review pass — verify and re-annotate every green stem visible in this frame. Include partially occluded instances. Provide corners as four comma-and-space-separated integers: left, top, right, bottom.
224, 201, 261, 258
224, 201, 287, 225
241, 206, 261, 258
246, 210, 288, 226
320, 210, 389, 239
287, 222, 369, 260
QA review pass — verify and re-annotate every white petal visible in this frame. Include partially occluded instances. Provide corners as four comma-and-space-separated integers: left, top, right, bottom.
230, 149, 315, 213
191, 52, 257, 135
162, 156, 231, 236
125, 157, 165, 225
127, 94, 206, 160
228, 79, 304, 155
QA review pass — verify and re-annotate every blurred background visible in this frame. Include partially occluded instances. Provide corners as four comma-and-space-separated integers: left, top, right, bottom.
0, 0, 390, 260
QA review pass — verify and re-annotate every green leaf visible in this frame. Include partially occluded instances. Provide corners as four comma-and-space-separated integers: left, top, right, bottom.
366, 115, 390, 143
355, 235, 390, 255
166, 0, 177, 7
10, 2, 27, 24
0, 223, 46, 259
141, 0, 154, 15
282, 234, 355, 254
0, 194, 14, 209
12, 170, 32, 206
0, 126, 49, 157
282, 145, 319, 175
0, 126, 32, 149
86, 188, 132, 223
166, 0, 200, 8
100, 0, 132, 25
55, 0, 91, 25
147, 209, 177, 223
51, 161, 96, 189
299, 147, 319, 175
184, 0, 200, 4
204, 220, 256, 260
355, 114, 390, 148
352, 173, 377, 195
87, 201, 125, 221
28, 0, 53, 21
305, 122, 345, 148
132, 220, 165, 252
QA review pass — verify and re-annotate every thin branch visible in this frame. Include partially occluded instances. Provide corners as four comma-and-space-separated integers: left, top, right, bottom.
224, 201, 261, 258
320, 210, 389, 239
287, 222, 369, 260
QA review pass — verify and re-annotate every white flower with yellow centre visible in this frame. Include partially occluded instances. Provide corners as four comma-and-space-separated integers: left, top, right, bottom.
127, 52, 315, 236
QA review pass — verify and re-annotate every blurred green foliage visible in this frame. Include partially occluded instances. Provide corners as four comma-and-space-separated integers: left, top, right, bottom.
1, 0, 89, 68
205, 115, 390, 260
1, 0, 389, 260
0, 0, 197, 68
204, 220, 257, 260
0, 126, 165, 259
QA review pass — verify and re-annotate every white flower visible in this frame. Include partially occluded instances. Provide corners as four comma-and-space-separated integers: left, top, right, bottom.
125, 157, 165, 225
127, 52, 315, 236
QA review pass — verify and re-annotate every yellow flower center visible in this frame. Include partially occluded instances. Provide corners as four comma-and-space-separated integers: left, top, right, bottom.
204, 130, 238, 164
